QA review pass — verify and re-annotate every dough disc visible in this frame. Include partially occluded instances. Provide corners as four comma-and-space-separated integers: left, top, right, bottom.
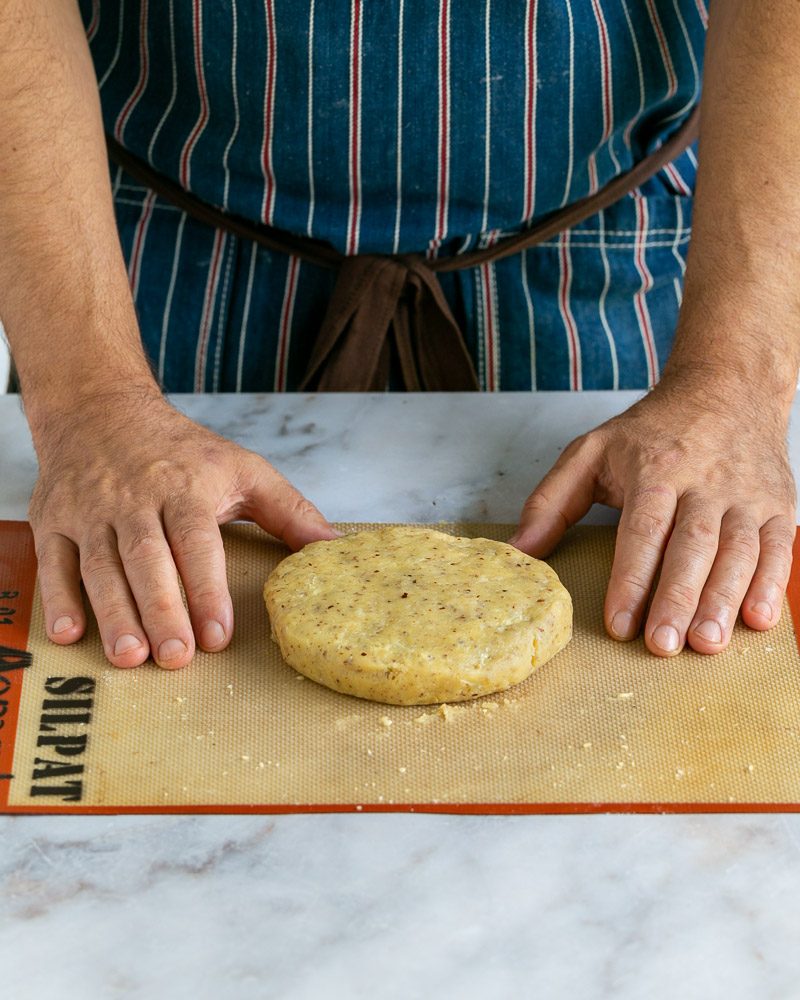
264, 526, 572, 706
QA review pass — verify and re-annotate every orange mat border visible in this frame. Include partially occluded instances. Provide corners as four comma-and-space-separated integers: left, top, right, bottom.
3, 802, 800, 816
0, 520, 36, 809
2, 521, 800, 816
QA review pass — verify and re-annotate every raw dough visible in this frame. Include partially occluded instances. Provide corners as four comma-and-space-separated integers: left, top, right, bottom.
264, 526, 572, 706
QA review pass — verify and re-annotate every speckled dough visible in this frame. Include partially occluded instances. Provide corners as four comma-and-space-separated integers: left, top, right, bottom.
263, 527, 573, 706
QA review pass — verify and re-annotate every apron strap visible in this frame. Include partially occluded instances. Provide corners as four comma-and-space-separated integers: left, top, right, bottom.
106, 105, 700, 391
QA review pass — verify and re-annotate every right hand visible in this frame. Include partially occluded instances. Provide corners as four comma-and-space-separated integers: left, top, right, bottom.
28, 389, 339, 670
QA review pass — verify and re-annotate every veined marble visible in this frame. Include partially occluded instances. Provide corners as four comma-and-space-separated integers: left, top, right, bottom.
2, 392, 800, 1000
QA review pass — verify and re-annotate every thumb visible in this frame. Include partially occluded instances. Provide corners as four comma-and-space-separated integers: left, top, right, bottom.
238, 454, 342, 551
509, 438, 599, 557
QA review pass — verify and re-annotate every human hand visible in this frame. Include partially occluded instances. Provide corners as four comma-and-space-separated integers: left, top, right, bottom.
29, 390, 338, 669
509, 374, 796, 655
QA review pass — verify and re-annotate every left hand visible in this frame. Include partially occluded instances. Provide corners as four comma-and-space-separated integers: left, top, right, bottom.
509, 372, 797, 655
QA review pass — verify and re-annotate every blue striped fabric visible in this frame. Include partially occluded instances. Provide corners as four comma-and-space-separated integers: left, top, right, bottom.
80, 0, 707, 392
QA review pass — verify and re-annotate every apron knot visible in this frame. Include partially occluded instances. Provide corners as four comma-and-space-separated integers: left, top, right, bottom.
299, 253, 480, 391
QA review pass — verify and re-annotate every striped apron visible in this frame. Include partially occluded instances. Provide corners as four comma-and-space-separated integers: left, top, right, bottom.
78, 0, 707, 392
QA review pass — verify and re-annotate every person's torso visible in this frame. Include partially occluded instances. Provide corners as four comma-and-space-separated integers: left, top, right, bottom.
81, 0, 706, 256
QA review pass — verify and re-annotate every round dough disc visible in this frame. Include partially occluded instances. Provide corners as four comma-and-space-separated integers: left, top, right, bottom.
264, 526, 572, 706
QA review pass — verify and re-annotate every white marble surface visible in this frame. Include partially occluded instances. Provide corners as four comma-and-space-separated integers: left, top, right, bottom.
3, 391, 800, 1000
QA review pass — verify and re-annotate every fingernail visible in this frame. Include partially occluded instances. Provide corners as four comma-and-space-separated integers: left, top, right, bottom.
52, 615, 75, 635
200, 620, 226, 649
694, 619, 722, 644
652, 624, 680, 653
114, 633, 143, 656
751, 601, 774, 623
158, 638, 187, 662
610, 611, 635, 640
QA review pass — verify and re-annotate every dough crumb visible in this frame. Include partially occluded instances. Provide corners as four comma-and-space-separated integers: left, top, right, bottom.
335, 714, 362, 731
379, 716, 393, 728
415, 712, 435, 725
438, 703, 468, 722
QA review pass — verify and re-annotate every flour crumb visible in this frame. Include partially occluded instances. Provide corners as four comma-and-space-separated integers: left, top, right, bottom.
415, 712, 435, 725
438, 703, 468, 722
675, 768, 685, 780
379, 716, 393, 728
335, 714, 362, 732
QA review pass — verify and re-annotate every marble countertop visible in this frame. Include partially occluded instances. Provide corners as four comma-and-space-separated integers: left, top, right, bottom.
3, 391, 800, 1000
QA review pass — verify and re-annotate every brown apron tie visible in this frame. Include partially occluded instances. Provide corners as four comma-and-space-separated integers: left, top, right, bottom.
300, 253, 479, 391
106, 105, 700, 391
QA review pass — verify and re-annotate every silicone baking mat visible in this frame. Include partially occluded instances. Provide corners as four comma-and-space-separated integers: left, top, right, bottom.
2, 519, 800, 815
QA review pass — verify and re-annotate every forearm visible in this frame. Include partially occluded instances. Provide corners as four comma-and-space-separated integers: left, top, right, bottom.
0, 0, 158, 450
664, 0, 800, 418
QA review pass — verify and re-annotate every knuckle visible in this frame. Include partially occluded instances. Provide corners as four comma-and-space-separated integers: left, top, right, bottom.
80, 540, 116, 578
120, 527, 163, 563
705, 582, 743, 609
615, 572, 653, 600
681, 517, 718, 549
659, 580, 698, 614
41, 587, 77, 612
522, 491, 553, 516
651, 447, 682, 471
95, 598, 135, 625
719, 528, 759, 565
187, 584, 227, 609
624, 507, 672, 547
144, 592, 180, 617
562, 432, 597, 463
34, 533, 68, 570
285, 494, 320, 524
172, 518, 217, 553
763, 523, 796, 558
